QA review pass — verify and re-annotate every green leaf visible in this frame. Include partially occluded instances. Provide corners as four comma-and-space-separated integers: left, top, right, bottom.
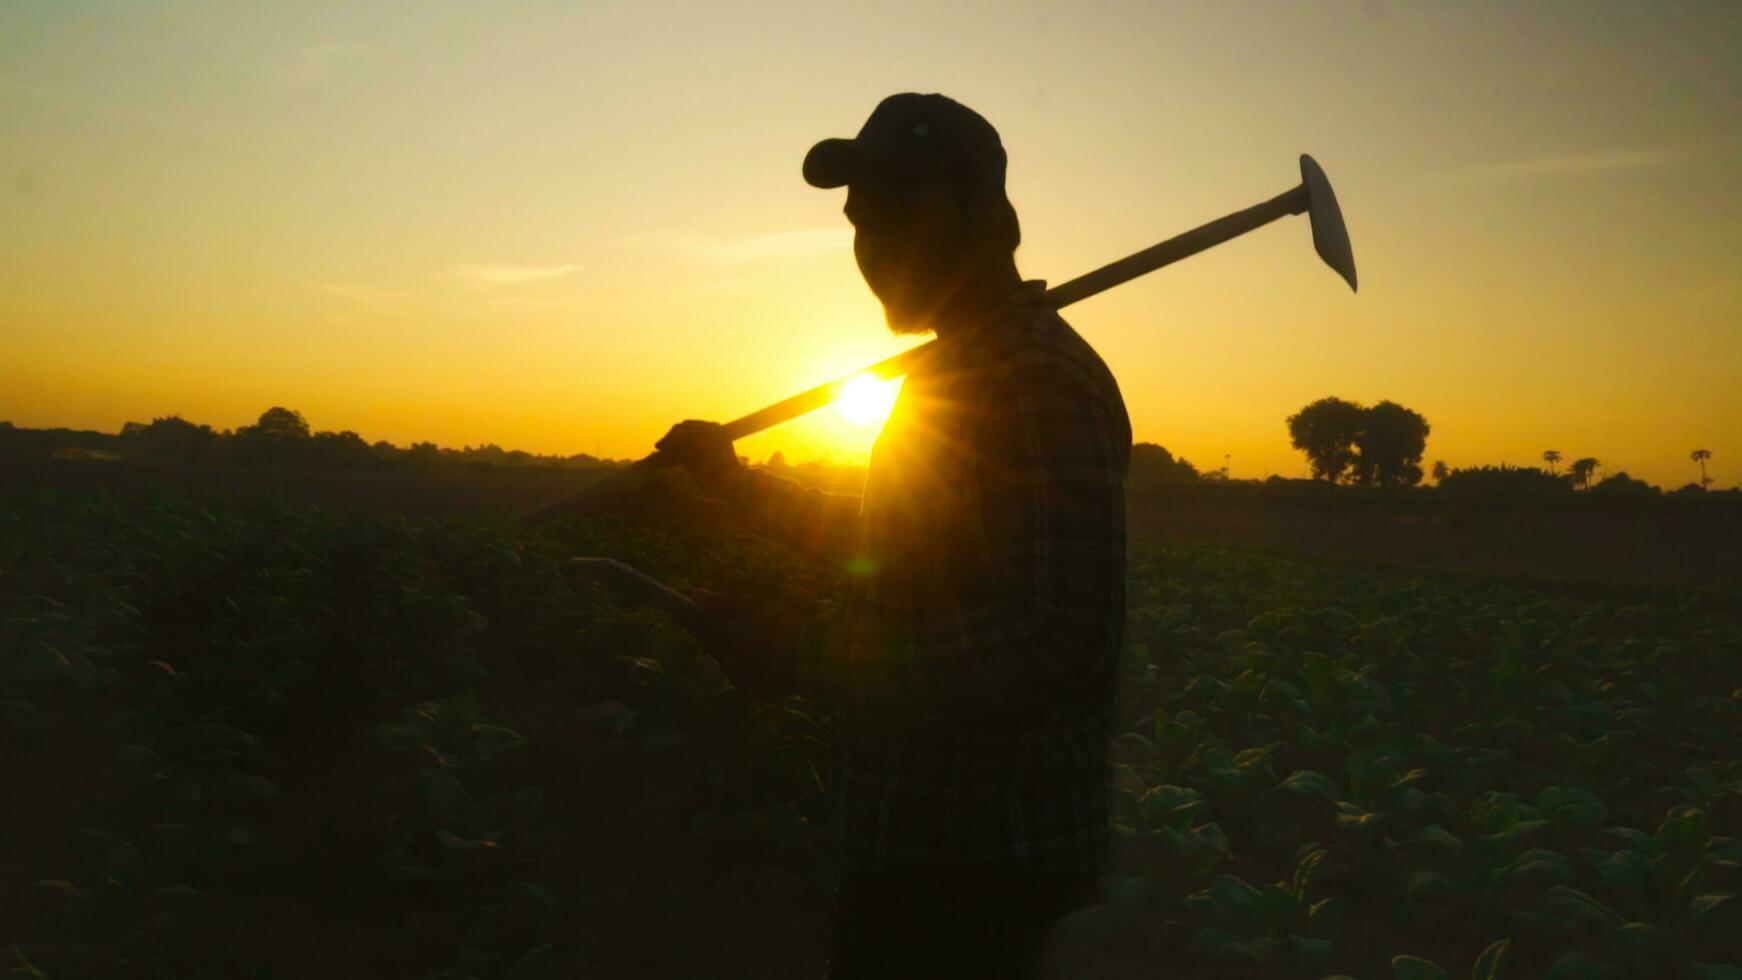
1506, 848, 1575, 888
1336, 807, 1386, 832
1207, 875, 1265, 934
1226, 667, 1263, 696
1288, 933, 1333, 971
426, 773, 472, 825
1183, 674, 1229, 703
1543, 952, 1615, 979
1610, 922, 1677, 976
1472, 939, 1510, 980
8, 947, 49, 979
1258, 884, 1299, 926
1689, 892, 1741, 937
1656, 807, 1708, 864
1292, 847, 1329, 897
1138, 785, 1206, 830
1278, 769, 1338, 801
1392, 954, 1451, 980
1535, 886, 1625, 929
1602, 827, 1654, 852
1185, 927, 1263, 966
1598, 850, 1651, 897
1299, 655, 1340, 712
1413, 824, 1466, 857
1406, 870, 1461, 903
1390, 768, 1431, 792
574, 700, 639, 736
1308, 897, 1345, 931
437, 686, 479, 730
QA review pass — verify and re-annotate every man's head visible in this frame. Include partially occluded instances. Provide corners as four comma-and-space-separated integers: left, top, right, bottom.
804, 94, 1021, 335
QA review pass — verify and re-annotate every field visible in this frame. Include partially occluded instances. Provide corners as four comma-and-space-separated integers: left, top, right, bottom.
4, 486, 1741, 979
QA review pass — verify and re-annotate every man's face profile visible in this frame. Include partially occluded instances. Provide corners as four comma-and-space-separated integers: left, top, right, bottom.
845, 178, 970, 336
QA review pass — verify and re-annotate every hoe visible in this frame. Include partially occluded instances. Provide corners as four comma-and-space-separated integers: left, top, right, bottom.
534, 153, 1358, 616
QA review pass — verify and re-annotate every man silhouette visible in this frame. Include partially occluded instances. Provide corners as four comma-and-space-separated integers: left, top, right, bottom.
657, 93, 1132, 979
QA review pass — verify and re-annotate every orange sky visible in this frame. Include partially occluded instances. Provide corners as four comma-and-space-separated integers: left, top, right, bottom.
2, 2, 1738, 488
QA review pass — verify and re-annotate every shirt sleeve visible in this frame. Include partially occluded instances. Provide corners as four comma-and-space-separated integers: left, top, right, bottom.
727, 467, 863, 568
793, 347, 1127, 719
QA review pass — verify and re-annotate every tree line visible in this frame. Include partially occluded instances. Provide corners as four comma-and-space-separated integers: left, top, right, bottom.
1282, 396, 1725, 497
4, 402, 1724, 498
0, 408, 619, 471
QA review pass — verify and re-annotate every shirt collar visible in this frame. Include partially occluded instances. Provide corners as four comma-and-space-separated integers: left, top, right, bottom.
941, 279, 1049, 348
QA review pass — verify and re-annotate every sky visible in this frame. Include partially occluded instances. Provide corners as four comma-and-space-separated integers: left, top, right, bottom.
2, 1, 1738, 488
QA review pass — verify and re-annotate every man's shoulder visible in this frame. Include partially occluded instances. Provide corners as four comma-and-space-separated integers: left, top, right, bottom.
976, 296, 1120, 404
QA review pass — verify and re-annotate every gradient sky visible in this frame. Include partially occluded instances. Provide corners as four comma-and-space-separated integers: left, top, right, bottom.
3, 1, 1738, 487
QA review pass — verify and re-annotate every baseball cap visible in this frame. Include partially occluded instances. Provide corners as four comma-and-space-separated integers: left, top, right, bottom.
803, 93, 1006, 191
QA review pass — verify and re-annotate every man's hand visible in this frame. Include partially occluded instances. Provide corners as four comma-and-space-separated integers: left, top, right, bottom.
691, 590, 804, 700
655, 420, 743, 498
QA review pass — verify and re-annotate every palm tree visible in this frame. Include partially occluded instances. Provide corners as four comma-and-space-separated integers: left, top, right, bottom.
1431, 460, 1450, 483
1691, 449, 1712, 490
1542, 450, 1561, 475
1569, 457, 1600, 491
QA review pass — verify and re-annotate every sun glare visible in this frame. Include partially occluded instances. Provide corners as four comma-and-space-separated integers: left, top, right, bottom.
835, 373, 902, 427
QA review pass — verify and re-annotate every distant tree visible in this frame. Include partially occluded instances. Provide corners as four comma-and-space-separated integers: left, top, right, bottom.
767, 451, 789, 471
1691, 449, 1712, 490
1542, 450, 1561, 475
1591, 471, 1659, 497
231, 407, 312, 465
405, 441, 444, 466
254, 407, 311, 441
1287, 398, 1365, 483
307, 430, 377, 469
122, 415, 218, 460
1438, 464, 1573, 496
463, 443, 508, 466
1431, 460, 1450, 483
1671, 482, 1708, 498
1350, 400, 1430, 487
1288, 398, 1430, 487
1568, 457, 1599, 491
1129, 443, 1201, 484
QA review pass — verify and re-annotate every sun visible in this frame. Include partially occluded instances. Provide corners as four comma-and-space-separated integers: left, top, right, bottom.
834, 373, 902, 427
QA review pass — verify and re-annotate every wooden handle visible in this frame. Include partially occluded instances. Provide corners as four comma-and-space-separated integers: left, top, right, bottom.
564, 557, 713, 632
1045, 184, 1307, 308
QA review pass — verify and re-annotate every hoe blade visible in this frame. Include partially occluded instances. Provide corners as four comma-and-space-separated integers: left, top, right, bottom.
1300, 153, 1357, 292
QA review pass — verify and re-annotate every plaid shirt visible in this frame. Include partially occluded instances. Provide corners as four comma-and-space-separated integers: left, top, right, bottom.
730, 280, 1131, 873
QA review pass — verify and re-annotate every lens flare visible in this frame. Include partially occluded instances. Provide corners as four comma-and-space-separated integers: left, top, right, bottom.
835, 373, 902, 427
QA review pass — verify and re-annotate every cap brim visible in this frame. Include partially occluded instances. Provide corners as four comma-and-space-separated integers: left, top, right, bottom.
802, 138, 859, 189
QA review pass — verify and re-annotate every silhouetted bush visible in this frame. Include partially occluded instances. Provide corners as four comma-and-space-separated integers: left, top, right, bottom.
307, 430, 381, 469
1590, 471, 1660, 497
1129, 443, 1200, 484
120, 415, 219, 461
1437, 464, 1573, 496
